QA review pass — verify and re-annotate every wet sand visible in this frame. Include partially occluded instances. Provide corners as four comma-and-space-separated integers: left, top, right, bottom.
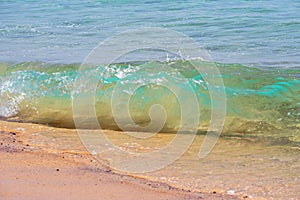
0, 121, 237, 200
1, 120, 299, 199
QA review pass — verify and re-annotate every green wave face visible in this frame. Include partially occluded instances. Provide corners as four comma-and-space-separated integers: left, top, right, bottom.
0, 61, 299, 142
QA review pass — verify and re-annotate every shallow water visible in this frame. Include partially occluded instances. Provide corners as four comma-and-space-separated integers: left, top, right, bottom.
0, 61, 299, 147
1, 1, 299, 145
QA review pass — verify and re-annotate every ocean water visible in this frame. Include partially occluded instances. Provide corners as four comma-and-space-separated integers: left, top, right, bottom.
1, 0, 299, 132
1, 0, 300, 67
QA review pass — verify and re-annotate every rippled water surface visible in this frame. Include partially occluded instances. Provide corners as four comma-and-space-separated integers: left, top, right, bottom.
1, 0, 300, 67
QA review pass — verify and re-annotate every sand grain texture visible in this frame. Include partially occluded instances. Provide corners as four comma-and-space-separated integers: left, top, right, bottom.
0, 130, 237, 200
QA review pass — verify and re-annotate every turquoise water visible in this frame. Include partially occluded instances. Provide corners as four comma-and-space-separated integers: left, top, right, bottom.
1, 0, 300, 67
0, 61, 299, 145
0, 1, 299, 144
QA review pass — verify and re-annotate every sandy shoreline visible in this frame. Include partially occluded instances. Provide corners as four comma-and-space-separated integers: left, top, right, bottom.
0, 124, 238, 200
